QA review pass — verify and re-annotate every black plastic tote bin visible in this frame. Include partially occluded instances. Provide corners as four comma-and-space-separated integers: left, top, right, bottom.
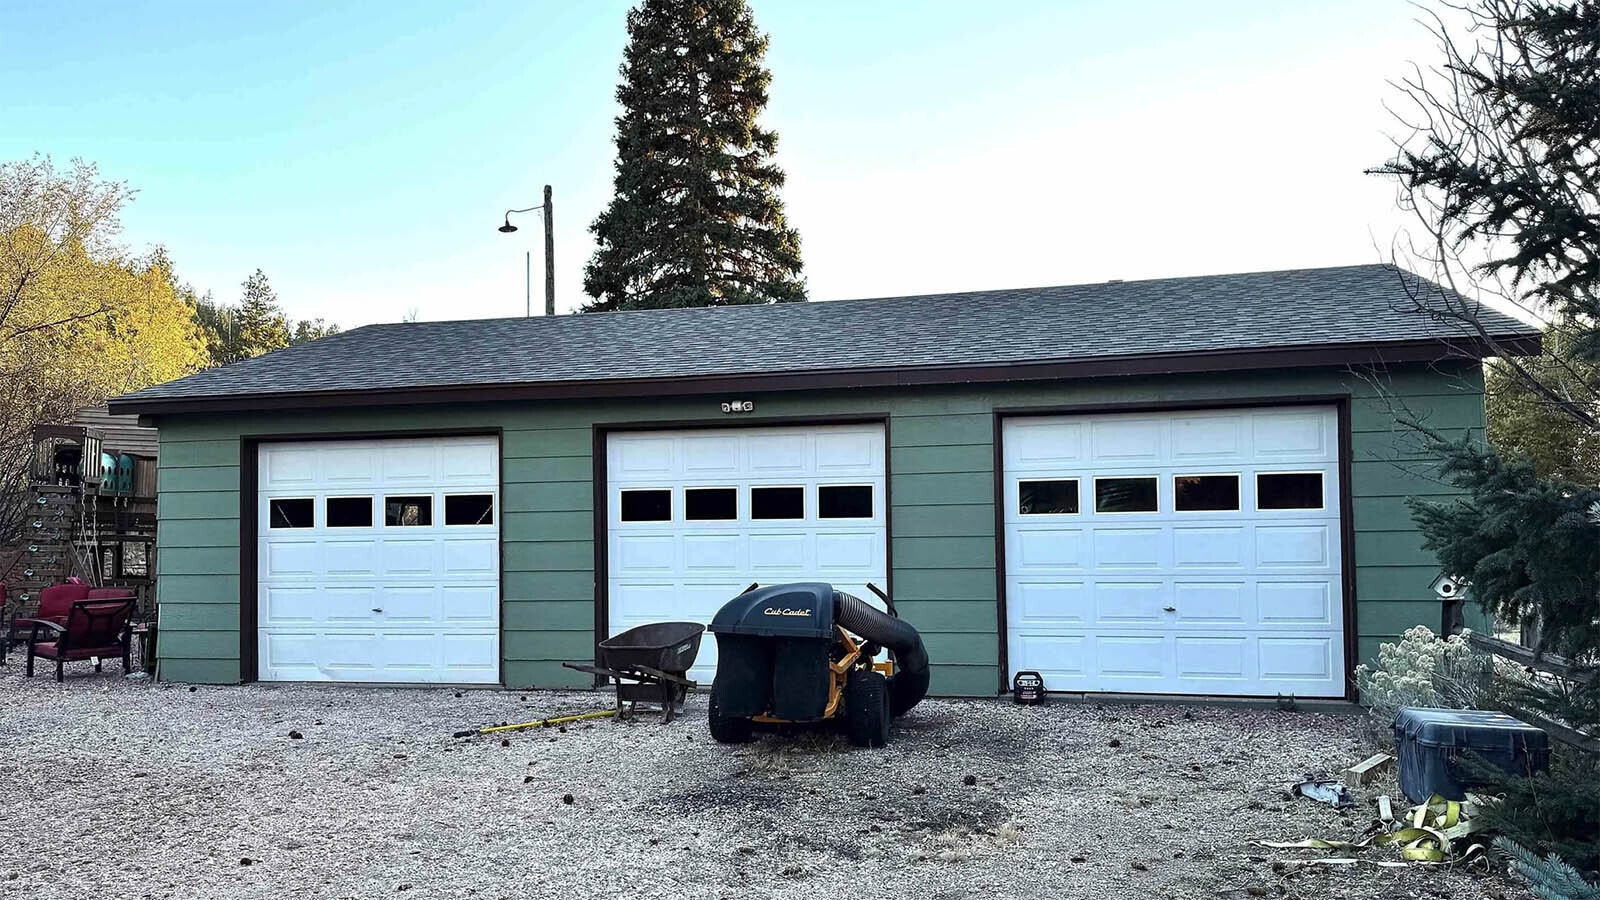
1392, 707, 1550, 803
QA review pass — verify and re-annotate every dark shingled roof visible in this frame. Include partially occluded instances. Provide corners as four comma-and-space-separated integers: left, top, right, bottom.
112, 264, 1536, 414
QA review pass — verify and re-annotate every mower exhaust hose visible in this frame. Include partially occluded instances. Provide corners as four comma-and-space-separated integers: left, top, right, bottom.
833, 590, 929, 717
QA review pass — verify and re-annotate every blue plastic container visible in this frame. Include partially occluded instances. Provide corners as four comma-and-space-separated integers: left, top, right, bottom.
115, 453, 136, 494
1392, 707, 1549, 802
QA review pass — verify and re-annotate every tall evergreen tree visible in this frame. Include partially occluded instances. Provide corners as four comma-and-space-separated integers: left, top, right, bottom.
1371, 0, 1600, 875
1371, 0, 1600, 662
233, 268, 290, 360
189, 269, 336, 366
583, 0, 806, 311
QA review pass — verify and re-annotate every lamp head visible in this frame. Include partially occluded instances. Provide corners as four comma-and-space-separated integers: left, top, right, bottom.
498, 217, 518, 234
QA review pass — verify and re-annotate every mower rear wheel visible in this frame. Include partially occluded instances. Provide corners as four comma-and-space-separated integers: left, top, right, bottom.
707, 682, 755, 744
845, 669, 891, 748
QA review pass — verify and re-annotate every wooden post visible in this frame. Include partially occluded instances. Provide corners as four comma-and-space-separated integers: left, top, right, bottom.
543, 184, 555, 316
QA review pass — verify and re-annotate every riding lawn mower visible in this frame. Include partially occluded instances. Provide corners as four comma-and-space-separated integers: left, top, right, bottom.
705, 582, 929, 747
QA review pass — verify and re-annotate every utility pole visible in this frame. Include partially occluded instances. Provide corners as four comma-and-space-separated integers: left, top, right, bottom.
544, 183, 556, 315
499, 187, 557, 317
542, 184, 555, 316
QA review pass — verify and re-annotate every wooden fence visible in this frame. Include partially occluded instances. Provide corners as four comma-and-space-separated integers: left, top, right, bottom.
1467, 632, 1599, 754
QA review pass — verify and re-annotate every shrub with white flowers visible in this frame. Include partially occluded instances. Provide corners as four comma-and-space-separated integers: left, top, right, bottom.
1356, 626, 1491, 732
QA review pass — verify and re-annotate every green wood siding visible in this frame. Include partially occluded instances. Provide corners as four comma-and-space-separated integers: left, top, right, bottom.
154, 434, 240, 680
152, 361, 1485, 694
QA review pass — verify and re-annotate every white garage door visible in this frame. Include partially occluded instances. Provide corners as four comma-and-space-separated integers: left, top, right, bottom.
607, 425, 886, 682
257, 436, 500, 683
1003, 406, 1345, 697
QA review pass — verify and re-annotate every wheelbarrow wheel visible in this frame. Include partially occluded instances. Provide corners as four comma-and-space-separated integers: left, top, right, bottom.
707, 681, 754, 744
845, 668, 890, 748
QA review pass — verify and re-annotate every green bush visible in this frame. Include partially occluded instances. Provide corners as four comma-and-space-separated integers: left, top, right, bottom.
1498, 835, 1600, 900
1470, 750, 1600, 878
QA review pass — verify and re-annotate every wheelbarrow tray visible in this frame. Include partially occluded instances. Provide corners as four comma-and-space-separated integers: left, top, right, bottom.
598, 621, 705, 676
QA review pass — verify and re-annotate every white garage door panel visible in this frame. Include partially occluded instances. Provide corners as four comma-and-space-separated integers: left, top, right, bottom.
607, 425, 887, 683
323, 539, 378, 576
1174, 527, 1246, 567
1174, 583, 1248, 622
257, 436, 500, 684
1005, 406, 1345, 698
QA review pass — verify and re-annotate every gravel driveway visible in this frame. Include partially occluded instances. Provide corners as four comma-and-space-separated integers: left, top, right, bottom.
1, 667, 1529, 900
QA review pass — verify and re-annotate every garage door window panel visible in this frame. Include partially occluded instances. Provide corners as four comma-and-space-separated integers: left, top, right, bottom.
1173, 474, 1240, 512
384, 495, 433, 526
1256, 472, 1324, 510
751, 486, 804, 520
1094, 477, 1158, 513
1019, 479, 1080, 515
269, 498, 314, 529
818, 484, 873, 519
620, 489, 672, 522
444, 494, 495, 526
685, 487, 737, 521
326, 497, 373, 528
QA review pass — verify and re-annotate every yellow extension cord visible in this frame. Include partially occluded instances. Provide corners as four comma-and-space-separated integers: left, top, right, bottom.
454, 709, 618, 738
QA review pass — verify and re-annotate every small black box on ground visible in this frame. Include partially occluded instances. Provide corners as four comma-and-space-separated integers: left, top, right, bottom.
1012, 671, 1046, 705
1393, 707, 1550, 803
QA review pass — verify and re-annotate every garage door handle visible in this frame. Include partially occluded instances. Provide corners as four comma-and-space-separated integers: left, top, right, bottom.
1162, 606, 1176, 612
372, 608, 383, 613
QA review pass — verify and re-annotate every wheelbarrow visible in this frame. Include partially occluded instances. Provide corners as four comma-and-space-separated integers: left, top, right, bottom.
564, 621, 705, 723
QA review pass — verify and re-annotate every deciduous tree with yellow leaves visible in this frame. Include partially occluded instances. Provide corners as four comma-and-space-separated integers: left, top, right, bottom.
0, 155, 207, 541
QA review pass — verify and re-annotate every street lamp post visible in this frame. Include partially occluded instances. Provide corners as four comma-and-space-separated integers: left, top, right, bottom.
499, 184, 555, 316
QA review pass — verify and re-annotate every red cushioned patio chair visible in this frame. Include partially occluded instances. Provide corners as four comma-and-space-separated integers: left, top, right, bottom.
1, 581, 90, 665
25, 595, 136, 682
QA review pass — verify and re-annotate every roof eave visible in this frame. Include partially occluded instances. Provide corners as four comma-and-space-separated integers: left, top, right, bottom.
110, 333, 1540, 419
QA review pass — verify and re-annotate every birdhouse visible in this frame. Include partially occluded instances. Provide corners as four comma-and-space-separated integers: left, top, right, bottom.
1431, 573, 1469, 635
1429, 573, 1466, 599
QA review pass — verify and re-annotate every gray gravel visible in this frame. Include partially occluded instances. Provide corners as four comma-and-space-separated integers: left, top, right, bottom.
0, 666, 1529, 900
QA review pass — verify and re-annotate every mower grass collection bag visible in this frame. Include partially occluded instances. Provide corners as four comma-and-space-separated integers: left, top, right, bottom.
706, 581, 928, 747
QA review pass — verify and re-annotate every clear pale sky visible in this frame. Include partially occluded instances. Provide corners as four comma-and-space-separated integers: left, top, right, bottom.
1, 1, 1442, 326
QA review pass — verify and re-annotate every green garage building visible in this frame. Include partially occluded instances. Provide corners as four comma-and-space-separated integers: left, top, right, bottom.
111, 265, 1535, 700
